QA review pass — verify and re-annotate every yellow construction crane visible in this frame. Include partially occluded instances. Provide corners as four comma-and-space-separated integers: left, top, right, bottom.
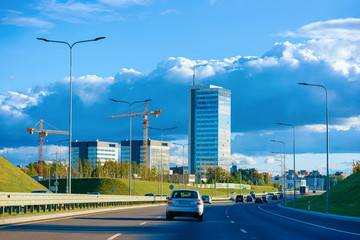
107, 103, 161, 166
27, 119, 68, 177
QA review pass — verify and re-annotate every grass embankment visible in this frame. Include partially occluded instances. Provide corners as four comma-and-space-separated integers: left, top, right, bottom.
40, 177, 276, 197
39, 178, 128, 194
0, 156, 48, 192
286, 172, 360, 217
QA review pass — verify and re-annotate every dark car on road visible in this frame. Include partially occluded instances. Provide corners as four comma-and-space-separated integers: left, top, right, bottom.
246, 195, 254, 203
31, 190, 51, 193
272, 195, 279, 200
261, 195, 268, 203
235, 195, 244, 203
201, 195, 212, 204
255, 197, 264, 204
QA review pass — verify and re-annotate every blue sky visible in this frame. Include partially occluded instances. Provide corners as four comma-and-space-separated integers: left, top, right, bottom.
1, 0, 360, 175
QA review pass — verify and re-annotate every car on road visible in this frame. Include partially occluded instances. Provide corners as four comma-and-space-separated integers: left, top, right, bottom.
246, 195, 254, 203
268, 193, 275, 199
166, 189, 204, 221
255, 197, 264, 204
251, 193, 256, 199
201, 195, 212, 204
145, 193, 155, 197
272, 195, 279, 200
261, 195, 268, 203
235, 195, 244, 203
87, 192, 101, 195
31, 190, 51, 193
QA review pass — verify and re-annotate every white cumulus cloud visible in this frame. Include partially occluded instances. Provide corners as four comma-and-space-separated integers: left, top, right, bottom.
72, 75, 114, 105
0, 89, 48, 118
264, 156, 276, 164
304, 116, 360, 132
231, 153, 257, 165
284, 18, 360, 41
115, 68, 144, 84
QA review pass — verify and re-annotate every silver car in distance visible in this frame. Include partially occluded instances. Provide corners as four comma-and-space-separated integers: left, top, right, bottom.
166, 189, 204, 221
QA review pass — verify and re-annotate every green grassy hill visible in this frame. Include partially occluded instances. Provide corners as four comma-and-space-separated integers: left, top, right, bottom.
40, 177, 276, 197
0, 156, 48, 192
287, 172, 360, 217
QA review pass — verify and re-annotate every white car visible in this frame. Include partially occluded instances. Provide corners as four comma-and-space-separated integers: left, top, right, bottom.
166, 189, 204, 221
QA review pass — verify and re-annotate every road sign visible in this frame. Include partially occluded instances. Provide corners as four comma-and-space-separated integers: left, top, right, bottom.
169, 185, 174, 190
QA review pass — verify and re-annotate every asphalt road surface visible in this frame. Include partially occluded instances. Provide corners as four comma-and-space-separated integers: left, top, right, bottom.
0, 201, 359, 240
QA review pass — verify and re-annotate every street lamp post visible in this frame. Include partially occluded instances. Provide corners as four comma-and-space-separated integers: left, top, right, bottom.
239, 168, 242, 194
37, 36, 106, 194
56, 139, 68, 192
149, 126, 177, 198
110, 99, 152, 196
173, 143, 190, 189
274, 159, 283, 203
276, 123, 296, 207
299, 82, 330, 214
271, 139, 286, 205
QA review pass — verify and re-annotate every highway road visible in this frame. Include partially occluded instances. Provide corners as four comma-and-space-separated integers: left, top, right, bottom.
0, 201, 359, 240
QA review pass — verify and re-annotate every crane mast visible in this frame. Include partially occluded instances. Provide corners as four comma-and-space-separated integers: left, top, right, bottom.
107, 103, 161, 167
27, 119, 68, 177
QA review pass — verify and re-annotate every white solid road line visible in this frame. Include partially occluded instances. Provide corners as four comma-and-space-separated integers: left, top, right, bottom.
156, 216, 161, 219
0, 225, 12, 229
240, 229, 247, 233
140, 222, 147, 225
107, 233, 122, 240
258, 205, 360, 237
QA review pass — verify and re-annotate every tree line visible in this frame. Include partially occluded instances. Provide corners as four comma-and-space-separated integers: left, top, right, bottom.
205, 167, 277, 187
21, 159, 279, 188
21, 159, 160, 181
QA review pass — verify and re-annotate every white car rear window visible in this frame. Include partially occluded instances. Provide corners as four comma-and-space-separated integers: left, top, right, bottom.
172, 191, 198, 198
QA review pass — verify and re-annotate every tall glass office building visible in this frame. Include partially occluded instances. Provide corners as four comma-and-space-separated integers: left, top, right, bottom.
188, 85, 231, 177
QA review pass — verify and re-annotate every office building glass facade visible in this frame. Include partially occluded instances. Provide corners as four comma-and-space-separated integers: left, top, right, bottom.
189, 85, 231, 177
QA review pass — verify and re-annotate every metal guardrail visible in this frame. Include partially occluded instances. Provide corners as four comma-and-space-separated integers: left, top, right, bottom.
0, 192, 166, 217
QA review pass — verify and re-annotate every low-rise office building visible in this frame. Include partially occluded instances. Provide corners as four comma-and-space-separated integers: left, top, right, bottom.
121, 139, 170, 173
71, 140, 118, 170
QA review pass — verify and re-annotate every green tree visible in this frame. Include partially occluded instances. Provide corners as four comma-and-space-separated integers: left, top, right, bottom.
120, 162, 129, 179
353, 160, 360, 174
264, 173, 271, 185
82, 159, 92, 177
27, 162, 38, 177
273, 182, 281, 189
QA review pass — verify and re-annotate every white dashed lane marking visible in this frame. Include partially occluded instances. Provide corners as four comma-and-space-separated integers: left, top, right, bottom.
107, 233, 122, 240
